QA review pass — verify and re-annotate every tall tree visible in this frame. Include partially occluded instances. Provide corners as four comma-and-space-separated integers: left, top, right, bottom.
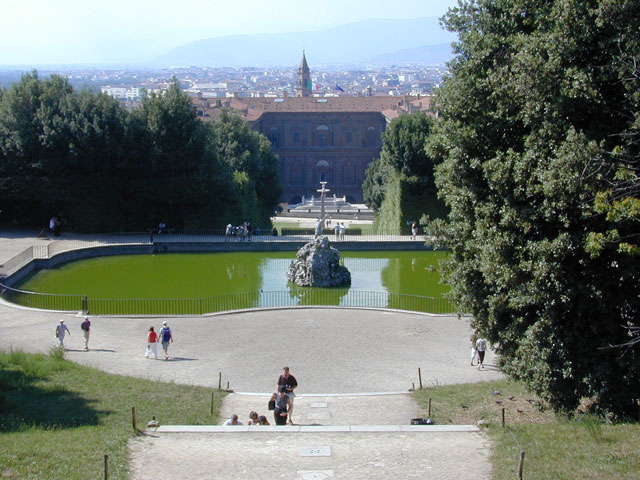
210, 110, 282, 226
363, 112, 445, 232
430, 0, 640, 417
125, 79, 242, 231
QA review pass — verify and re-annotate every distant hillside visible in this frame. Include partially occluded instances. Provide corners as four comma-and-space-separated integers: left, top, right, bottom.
154, 17, 457, 67
365, 43, 453, 65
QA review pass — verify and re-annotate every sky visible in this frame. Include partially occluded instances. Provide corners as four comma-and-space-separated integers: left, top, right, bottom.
1, 0, 459, 66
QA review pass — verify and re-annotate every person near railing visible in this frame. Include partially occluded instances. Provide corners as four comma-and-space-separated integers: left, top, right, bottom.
80, 316, 91, 351
145, 326, 158, 359
55, 319, 70, 349
159, 321, 173, 360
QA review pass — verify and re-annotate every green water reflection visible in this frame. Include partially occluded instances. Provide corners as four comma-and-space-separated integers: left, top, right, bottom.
14, 251, 452, 314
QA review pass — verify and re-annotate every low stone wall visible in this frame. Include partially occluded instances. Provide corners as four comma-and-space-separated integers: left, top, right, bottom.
3, 239, 432, 287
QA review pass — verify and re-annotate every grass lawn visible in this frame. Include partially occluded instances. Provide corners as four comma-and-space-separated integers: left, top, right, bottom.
0, 349, 225, 480
413, 379, 640, 480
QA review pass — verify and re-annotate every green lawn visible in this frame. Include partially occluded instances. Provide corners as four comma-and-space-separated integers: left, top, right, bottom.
5, 350, 637, 479
413, 379, 640, 480
0, 349, 225, 480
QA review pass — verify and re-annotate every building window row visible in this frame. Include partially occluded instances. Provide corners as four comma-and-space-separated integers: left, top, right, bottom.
267, 126, 380, 147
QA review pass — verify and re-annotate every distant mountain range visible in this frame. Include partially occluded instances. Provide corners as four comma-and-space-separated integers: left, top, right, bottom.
154, 17, 457, 67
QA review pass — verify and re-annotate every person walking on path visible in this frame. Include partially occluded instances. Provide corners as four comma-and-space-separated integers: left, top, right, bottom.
271, 386, 292, 426
476, 336, 487, 369
55, 319, 70, 350
277, 366, 298, 424
159, 321, 173, 360
145, 326, 158, 359
80, 316, 91, 351
411, 221, 418, 240
470, 329, 479, 366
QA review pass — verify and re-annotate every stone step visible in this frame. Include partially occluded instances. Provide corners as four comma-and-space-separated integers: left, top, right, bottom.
150, 424, 479, 433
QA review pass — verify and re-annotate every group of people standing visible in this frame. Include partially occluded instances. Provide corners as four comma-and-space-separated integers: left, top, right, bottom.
225, 222, 254, 241
145, 321, 173, 360
333, 222, 347, 240
224, 366, 298, 427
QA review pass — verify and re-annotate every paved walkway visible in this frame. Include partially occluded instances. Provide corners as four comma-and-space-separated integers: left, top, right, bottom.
0, 228, 500, 479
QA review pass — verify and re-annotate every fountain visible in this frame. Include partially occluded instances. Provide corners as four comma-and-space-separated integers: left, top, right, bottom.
287, 236, 351, 287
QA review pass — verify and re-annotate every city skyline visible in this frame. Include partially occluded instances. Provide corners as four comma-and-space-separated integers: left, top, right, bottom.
1, 0, 459, 66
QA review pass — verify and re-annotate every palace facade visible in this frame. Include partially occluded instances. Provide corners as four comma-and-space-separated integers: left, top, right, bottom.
196, 53, 433, 204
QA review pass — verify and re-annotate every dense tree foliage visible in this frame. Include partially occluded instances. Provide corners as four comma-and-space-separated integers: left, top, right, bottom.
362, 157, 391, 212
209, 111, 282, 223
0, 74, 280, 231
429, 0, 640, 417
363, 112, 443, 213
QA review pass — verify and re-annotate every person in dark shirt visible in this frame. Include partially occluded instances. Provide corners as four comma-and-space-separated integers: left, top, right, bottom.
271, 386, 291, 425
277, 366, 298, 424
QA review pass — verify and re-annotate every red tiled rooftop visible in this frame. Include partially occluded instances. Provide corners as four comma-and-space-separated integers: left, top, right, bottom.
195, 95, 432, 122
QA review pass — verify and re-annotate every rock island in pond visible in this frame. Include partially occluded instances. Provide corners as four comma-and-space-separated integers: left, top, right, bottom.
287, 236, 351, 287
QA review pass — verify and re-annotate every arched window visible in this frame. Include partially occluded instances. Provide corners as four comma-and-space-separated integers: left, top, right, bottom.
314, 159, 331, 183
365, 126, 377, 146
315, 124, 331, 147
269, 127, 280, 148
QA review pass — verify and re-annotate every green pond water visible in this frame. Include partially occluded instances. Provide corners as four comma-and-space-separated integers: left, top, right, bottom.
14, 251, 452, 314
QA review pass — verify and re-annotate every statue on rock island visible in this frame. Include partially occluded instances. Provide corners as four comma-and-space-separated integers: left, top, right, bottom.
287, 236, 351, 287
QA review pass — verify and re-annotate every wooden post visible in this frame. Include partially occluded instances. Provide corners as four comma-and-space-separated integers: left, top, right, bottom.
418, 367, 423, 390
428, 398, 432, 417
501, 407, 505, 427
131, 406, 136, 431
104, 454, 109, 480
517, 451, 525, 480
218, 372, 222, 390
412, 382, 415, 391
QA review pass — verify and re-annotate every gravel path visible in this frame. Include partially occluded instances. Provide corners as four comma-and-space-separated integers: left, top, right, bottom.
0, 229, 499, 479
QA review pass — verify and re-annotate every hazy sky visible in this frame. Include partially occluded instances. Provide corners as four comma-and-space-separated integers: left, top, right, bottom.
1, 0, 459, 65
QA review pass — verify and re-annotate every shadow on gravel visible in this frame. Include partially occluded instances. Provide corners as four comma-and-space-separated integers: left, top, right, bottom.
66, 348, 116, 353
164, 357, 197, 362
477, 364, 500, 371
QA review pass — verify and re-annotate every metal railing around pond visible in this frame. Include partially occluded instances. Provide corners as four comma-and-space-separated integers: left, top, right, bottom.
0, 283, 85, 312
0, 286, 455, 316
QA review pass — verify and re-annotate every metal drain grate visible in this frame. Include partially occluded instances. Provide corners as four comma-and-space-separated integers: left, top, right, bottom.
299, 446, 332, 457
